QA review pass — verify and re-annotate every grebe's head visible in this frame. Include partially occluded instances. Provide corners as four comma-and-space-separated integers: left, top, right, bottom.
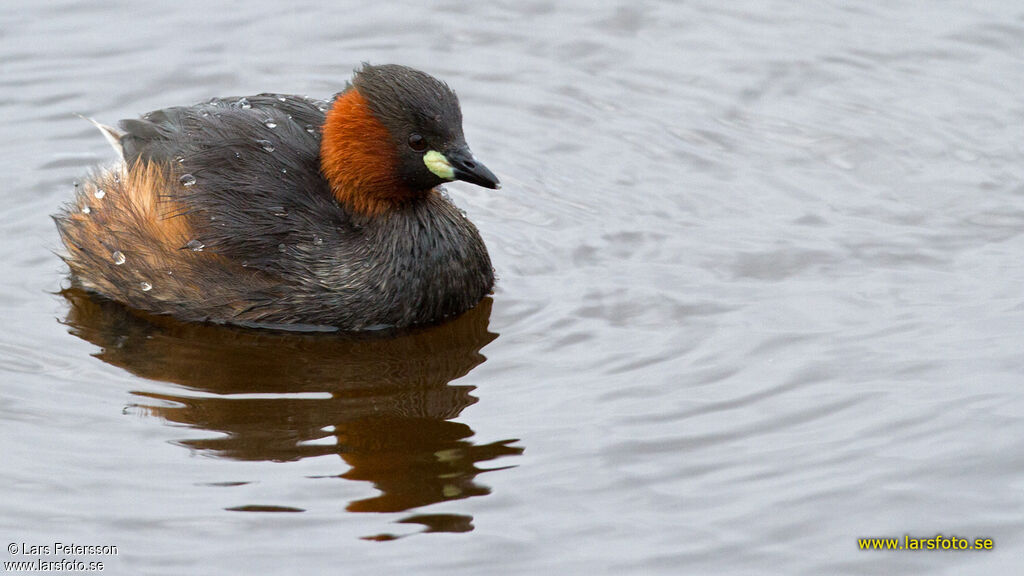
321, 64, 500, 216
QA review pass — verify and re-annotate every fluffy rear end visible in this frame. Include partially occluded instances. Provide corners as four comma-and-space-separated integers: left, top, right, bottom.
55, 162, 277, 322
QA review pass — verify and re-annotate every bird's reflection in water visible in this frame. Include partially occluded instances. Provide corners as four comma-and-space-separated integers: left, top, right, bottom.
61, 290, 522, 539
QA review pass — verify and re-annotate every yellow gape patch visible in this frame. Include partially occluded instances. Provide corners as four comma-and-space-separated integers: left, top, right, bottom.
423, 150, 455, 180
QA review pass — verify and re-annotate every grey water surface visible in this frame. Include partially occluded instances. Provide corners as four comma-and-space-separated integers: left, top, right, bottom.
2, 1, 1023, 574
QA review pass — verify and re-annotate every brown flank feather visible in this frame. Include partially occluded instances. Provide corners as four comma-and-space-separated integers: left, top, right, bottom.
56, 162, 278, 322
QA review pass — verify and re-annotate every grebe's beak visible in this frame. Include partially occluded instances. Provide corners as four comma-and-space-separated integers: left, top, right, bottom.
445, 146, 501, 190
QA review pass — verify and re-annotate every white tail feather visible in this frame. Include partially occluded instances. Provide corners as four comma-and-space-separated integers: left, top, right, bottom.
77, 114, 125, 161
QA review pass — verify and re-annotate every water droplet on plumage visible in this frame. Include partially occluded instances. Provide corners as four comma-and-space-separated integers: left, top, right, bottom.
277, 96, 287, 102
140, 281, 152, 292
81, 205, 91, 214
73, 180, 80, 189
256, 139, 275, 153
236, 97, 251, 109
281, 168, 288, 174
179, 174, 196, 186
174, 155, 185, 164
312, 235, 323, 246
184, 239, 205, 252
264, 119, 277, 129
304, 124, 315, 134
278, 243, 287, 253
112, 251, 126, 265
94, 188, 105, 199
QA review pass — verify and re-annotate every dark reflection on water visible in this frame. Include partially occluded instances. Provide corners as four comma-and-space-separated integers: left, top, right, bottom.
60, 289, 522, 537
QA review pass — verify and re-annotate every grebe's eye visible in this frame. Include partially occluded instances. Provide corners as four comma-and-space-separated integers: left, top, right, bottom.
408, 133, 427, 152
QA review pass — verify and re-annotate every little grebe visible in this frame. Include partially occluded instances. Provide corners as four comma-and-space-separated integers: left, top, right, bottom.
55, 64, 501, 330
